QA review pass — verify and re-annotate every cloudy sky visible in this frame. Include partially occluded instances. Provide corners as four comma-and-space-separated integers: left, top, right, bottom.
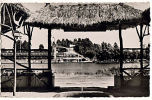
1, 2, 150, 49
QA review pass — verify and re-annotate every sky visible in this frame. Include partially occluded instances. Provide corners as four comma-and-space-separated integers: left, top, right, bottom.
1, 2, 150, 49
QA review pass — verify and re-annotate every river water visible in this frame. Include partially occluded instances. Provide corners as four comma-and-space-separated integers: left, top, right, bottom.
52, 63, 142, 87
2, 60, 145, 88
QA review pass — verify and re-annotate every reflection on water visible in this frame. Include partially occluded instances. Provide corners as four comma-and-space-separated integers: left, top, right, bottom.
51, 63, 142, 87
52, 63, 141, 75
2, 60, 147, 87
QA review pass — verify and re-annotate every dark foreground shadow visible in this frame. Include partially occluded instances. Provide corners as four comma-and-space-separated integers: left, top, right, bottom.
1, 86, 149, 97
105, 86, 150, 97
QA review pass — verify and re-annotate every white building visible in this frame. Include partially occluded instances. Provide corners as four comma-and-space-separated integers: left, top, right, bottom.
52, 45, 92, 63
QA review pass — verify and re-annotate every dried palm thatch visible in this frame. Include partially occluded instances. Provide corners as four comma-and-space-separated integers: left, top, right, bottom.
25, 3, 143, 31
1, 3, 30, 34
142, 8, 150, 25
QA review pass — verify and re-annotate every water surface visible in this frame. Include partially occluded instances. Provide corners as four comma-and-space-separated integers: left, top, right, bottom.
2, 60, 146, 87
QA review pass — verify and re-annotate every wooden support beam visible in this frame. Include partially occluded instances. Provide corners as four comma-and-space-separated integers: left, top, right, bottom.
24, 25, 33, 71
2, 34, 14, 40
123, 68, 150, 70
136, 25, 145, 75
1, 55, 29, 69
144, 64, 149, 69
143, 25, 147, 35
0, 8, 2, 95
1, 68, 49, 71
140, 24, 144, 71
5, 4, 17, 96
136, 26, 140, 38
25, 25, 33, 89
48, 29, 52, 71
28, 32, 32, 71
13, 40, 17, 96
119, 24, 124, 86
27, 28, 31, 89
123, 70, 133, 78
48, 29, 53, 88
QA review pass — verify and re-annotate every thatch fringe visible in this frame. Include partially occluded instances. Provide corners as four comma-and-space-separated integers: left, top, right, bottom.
25, 3, 144, 30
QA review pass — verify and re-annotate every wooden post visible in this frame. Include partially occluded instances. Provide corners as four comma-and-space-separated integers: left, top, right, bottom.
0, 22, 1, 96
25, 25, 33, 89
13, 40, 17, 96
48, 29, 53, 88
5, 4, 17, 95
25, 25, 33, 72
27, 31, 31, 88
140, 24, 143, 71
0, 48, 1, 95
28, 33, 31, 71
119, 24, 124, 86
136, 24, 144, 75
48, 29, 52, 71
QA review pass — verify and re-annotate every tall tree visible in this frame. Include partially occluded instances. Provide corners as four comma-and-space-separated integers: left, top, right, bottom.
145, 44, 150, 60
16, 40, 22, 51
39, 44, 44, 50
73, 38, 78, 45
22, 40, 29, 51
56, 39, 62, 46
113, 42, 120, 61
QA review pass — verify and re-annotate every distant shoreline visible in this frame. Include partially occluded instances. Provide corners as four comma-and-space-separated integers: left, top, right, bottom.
1, 58, 149, 64
1, 61, 147, 65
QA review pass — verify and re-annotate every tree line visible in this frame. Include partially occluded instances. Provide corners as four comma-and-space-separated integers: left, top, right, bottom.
16, 40, 45, 51
15, 39, 150, 62
55, 38, 150, 62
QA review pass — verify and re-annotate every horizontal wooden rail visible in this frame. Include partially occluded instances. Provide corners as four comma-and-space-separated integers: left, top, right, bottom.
123, 67, 150, 70
123, 70, 133, 78
123, 48, 147, 50
1, 55, 29, 69
1, 68, 49, 71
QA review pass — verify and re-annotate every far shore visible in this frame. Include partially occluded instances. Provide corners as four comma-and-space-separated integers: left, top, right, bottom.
1, 58, 149, 64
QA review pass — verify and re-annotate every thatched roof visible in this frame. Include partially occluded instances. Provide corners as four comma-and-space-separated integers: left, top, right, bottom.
1, 3, 30, 34
142, 8, 150, 25
25, 3, 144, 31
